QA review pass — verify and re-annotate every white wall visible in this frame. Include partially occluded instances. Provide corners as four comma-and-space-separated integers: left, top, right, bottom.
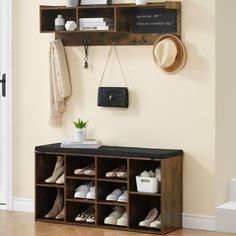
216, 0, 236, 206
13, 0, 215, 215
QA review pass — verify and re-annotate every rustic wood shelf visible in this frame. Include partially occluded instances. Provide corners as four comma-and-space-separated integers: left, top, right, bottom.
40, 1, 181, 45
66, 175, 95, 180
35, 144, 183, 235
66, 198, 95, 204
129, 191, 161, 197
97, 178, 127, 183
36, 183, 64, 188
97, 201, 127, 207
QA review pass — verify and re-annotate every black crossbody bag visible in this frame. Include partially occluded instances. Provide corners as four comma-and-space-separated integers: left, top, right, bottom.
97, 46, 129, 108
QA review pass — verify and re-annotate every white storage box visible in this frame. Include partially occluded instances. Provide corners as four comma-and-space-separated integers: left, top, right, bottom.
136, 176, 159, 193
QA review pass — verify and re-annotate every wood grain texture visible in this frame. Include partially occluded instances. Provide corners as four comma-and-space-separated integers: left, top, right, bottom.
35, 150, 182, 234
1, 211, 235, 236
40, 2, 181, 45
161, 155, 183, 234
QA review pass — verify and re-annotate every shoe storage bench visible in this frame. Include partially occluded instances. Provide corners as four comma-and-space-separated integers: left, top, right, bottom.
35, 143, 183, 235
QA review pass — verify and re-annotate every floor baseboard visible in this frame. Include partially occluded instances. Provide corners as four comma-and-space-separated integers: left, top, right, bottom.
12, 198, 216, 231
182, 213, 215, 231
13, 198, 34, 212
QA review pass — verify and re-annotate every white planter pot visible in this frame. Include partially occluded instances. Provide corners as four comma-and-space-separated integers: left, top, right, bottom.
65, 0, 78, 7
135, 0, 146, 5
75, 128, 86, 142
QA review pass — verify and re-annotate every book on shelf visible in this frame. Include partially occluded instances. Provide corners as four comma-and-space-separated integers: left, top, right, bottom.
80, 0, 112, 6
80, 22, 107, 27
79, 17, 105, 23
79, 26, 109, 31
79, 17, 114, 23
60, 140, 102, 149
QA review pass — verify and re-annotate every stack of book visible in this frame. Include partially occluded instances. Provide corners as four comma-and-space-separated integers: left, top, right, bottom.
60, 140, 102, 149
79, 17, 113, 31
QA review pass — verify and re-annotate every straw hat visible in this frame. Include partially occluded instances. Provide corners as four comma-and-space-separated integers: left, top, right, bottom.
153, 34, 187, 74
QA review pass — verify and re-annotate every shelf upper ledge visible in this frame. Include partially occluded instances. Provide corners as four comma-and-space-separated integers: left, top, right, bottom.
40, 1, 181, 10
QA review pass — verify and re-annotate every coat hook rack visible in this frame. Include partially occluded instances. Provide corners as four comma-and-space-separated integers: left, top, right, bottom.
83, 41, 90, 69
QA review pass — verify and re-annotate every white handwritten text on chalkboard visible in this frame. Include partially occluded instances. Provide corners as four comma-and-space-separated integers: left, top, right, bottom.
132, 9, 176, 34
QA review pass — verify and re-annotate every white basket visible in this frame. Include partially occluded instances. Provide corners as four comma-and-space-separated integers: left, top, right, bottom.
136, 176, 159, 193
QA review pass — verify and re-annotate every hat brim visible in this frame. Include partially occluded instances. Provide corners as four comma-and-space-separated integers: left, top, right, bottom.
153, 34, 187, 75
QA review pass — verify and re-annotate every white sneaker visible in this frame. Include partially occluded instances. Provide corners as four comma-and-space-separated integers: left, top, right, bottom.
86, 186, 95, 199
117, 190, 127, 202
106, 188, 124, 201
117, 209, 127, 226
104, 207, 125, 225
74, 181, 94, 198
139, 208, 158, 227
150, 214, 161, 228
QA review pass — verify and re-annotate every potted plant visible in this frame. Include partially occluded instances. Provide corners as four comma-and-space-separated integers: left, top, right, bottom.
73, 118, 88, 142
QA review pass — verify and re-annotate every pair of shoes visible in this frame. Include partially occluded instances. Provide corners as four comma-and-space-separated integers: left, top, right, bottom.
75, 205, 95, 223
74, 181, 95, 199
74, 163, 95, 176
140, 167, 161, 181
45, 156, 64, 184
106, 187, 127, 202
106, 165, 127, 179
139, 207, 161, 228
104, 207, 127, 226
44, 188, 64, 220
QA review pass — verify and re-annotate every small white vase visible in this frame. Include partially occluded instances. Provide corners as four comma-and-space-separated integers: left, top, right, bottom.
135, 0, 146, 5
65, 21, 77, 31
65, 0, 78, 7
75, 128, 86, 142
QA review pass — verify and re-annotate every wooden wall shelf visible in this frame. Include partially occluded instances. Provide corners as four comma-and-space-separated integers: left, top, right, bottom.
40, 1, 181, 46
35, 144, 183, 235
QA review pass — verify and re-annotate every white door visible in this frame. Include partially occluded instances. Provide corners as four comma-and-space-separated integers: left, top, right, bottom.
0, 0, 12, 210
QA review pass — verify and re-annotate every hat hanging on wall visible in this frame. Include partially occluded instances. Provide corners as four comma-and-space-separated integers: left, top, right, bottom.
152, 34, 187, 75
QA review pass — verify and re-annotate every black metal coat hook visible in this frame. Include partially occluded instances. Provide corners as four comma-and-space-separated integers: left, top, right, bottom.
83, 42, 89, 69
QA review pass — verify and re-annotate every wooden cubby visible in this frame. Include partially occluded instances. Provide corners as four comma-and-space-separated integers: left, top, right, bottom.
39, 1, 181, 45
35, 144, 183, 234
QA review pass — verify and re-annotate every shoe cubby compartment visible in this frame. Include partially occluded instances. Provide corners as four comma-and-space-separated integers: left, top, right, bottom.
97, 181, 127, 204
35, 186, 64, 221
66, 201, 95, 225
96, 204, 127, 228
115, 7, 131, 32
40, 7, 77, 32
97, 156, 127, 180
66, 155, 95, 178
129, 159, 161, 193
36, 154, 65, 186
66, 178, 95, 202
35, 144, 183, 234
129, 194, 161, 233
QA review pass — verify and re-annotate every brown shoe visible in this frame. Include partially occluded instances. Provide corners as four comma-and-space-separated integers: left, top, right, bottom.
44, 188, 63, 218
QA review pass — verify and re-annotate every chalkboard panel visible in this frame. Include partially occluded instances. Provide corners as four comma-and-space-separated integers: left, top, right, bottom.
132, 8, 176, 34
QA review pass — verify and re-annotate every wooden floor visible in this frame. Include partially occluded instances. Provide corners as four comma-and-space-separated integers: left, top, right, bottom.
0, 210, 235, 236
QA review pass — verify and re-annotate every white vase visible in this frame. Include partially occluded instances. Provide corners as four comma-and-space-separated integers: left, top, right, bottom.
75, 128, 86, 142
55, 15, 65, 31
135, 0, 146, 5
65, 0, 78, 7
65, 21, 77, 31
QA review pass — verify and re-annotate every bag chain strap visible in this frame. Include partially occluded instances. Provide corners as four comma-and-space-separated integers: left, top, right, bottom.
99, 45, 127, 87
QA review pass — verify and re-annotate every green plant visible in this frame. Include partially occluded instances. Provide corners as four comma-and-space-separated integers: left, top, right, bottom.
73, 118, 88, 129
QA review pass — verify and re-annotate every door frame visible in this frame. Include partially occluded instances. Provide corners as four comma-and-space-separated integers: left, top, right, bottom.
0, 0, 13, 210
